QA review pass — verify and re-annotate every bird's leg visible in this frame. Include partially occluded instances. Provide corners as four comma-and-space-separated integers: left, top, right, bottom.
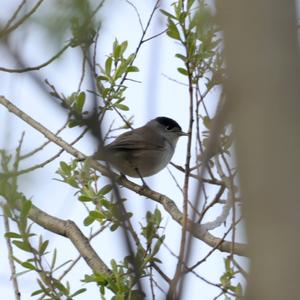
134, 167, 149, 188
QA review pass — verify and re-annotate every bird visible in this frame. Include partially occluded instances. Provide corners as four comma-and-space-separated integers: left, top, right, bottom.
92, 117, 187, 181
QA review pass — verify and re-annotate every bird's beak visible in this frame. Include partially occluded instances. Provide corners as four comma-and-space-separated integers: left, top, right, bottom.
179, 131, 189, 136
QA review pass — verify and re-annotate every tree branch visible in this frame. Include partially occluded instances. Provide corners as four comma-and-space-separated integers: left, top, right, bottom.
0, 96, 247, 256
14, 199, 111, 275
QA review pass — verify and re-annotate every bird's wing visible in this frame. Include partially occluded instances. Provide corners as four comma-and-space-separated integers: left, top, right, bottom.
106, 129, 165, 151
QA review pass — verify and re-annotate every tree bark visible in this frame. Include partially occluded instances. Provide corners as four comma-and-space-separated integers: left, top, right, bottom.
217, 1, 300, 299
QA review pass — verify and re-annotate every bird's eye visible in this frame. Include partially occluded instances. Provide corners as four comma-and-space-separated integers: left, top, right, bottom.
166, 125, 172, 130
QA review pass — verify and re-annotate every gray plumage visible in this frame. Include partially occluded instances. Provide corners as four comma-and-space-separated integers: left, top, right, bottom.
93, 117, 187, 178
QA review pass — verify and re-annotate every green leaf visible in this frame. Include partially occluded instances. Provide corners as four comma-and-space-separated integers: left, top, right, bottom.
175, 1, 182, 18
113, 40, 128, 61
83, 215, 95, 226
100, 199, 110, 209
179, 11, 187, 24
22, 261, 36, 270
160, 9, 176, 20
114, 103, 129, 111
105, 57, 113, 76
60, 161, 70, 175
66, 177, 79, 188
5, 232, 22, 239
89, 210, 105, 220
154, 209, 162, 224
31, 289, 44, 296
114, 60, 129, 79
51, 248, 57, 270
79, 195, 92, 202
127, 66, 139, 72
21, 200, 32, 218
120, 41, 128, 54
99, 184, 113, 195
12, 240, 32, 252
71, 288, 87, 297
113, 45, 121, 60
97, 75, 109, 81
68, 119, 83, 128
167, 19, 181, 40
175, 53, 186, 62
127, 53, 136, 65
75, 92, 85, 113
19, 200, 32, 230
39, 240, 49, 256
53, 281, 68, 295
110, 223, 119, 231
225, 257, 231, 272
177, 67, 188, 76
111, 259, 118, 271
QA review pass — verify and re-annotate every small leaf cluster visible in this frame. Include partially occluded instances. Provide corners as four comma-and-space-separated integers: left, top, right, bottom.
96, 39, 139, 112
220, 257, 243, 299
1, 179, 85, 299
112, 209, 165, 282
161, 0, 224, 87
31, 273, 87, 300
70, 16, 96, 47
84, 197, 133, 232
63, 91, 87, 128
82, 209, 165, 299
141, 209, 165, 262
69, 1, 96, 47
4, 198, 35, 254
56, 159, 102, 191
57, 160, 133, 231
84, 260, 143, 300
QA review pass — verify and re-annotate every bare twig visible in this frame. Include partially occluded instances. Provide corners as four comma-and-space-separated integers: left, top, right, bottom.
20, 120, 69, 160
58, 225, 109, 281
0, 0, 44, 38
3, 214, 21, 300
0, 44, 70, 73
167, 5, 195, 295
125, 0, 144, 31
3, 128, 88, 178
2, 0, 27, 33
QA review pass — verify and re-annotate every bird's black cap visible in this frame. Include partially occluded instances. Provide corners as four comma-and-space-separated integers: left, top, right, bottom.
155, 116, 182, 131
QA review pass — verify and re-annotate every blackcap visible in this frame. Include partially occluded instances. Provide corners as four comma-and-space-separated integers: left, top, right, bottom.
93, 117, 187, 178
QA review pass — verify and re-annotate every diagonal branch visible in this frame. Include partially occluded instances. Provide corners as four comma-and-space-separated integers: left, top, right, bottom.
0, 96, 247, 256
14, 199, 111, 275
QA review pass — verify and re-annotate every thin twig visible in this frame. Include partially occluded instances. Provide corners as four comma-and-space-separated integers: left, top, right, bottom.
3, 128, 88, 178
20, 120, 69, 160
168, 4, 195, 294
0, 43, 70, 73
125, 0, 144, 31
2, 0, 27, 32
0, 0, 44, 38
170, 162, 224, 185
142, 28, 168, 43
3, 214, 21, 300
58, 225, 109, 280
